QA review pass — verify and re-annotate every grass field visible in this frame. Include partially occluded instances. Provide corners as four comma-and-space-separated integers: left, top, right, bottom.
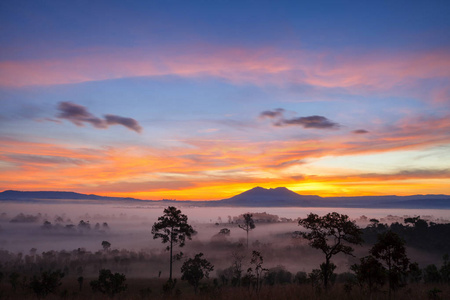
0, 277, 449, 300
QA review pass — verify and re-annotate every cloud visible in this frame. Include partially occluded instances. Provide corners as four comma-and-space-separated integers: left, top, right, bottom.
394, 168, 450, 179
56, 102, 142, 133
1, 46, 448, 105
265, 159, 306, 169
57, 101, 105, 128
260, 108, 340, 129
275, 115, 340, 129
104, 114, 142, 133
5, 154, 85, 165
259, 108, 285, 119
319, 168, 450, 182
353, 129, 369, 134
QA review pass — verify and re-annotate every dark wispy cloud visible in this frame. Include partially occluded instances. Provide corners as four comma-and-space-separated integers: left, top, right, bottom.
353, 129, 369, 134
259, 108, 285, 119
393, 168, 450, 179
104, 114, 142, 133
276, 115, 339, 129
56, 102, 142, 133
5, 154, 84, 165
57, 101, 105, 128
266, 159, 306, 169
260, 109, 340, 129
316, 168, 450, 182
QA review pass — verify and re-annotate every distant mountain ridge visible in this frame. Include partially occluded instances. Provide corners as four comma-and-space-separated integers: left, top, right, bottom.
1, 188, 450, 208
0, 190, 144, 203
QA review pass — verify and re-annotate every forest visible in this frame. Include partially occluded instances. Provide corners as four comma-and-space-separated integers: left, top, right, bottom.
0, 207, 449, 299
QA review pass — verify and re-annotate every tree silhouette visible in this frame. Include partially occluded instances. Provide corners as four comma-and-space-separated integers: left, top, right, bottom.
298, 212, 363, 289
219, 228, 231, 236
441, 254, 450, 283
77, 276, 84, 291
404, 216, 428, 230
370, 230, 410, 299
181, 253, 214, 294
90, 269, 127, 299
29, 270, 64, 299
351, 255, 386, 297
230, 249, 245, 286
152, 206, 195, 281
211, 228, 231, 243
238, 213, 255, 248
9, 272, 19, 291
101, 241, 111, 252
247, 250, 267, 292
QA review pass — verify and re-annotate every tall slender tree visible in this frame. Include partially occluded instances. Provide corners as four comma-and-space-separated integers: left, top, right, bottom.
298, 212, 363, 289
238, 213, 255, 248
152, 206, 195, 281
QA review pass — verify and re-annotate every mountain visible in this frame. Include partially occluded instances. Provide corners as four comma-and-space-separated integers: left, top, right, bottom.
1, 188, 450, 208
214, 187, 321, 207
0, 190, 145, 203
317, 194, 450, 208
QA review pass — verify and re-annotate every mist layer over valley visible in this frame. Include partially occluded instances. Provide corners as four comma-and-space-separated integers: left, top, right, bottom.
1, 203, 449, 277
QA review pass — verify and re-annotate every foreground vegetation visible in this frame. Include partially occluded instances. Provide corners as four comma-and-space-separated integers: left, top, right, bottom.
0, 277, 449, 300
0, 208, 449, 299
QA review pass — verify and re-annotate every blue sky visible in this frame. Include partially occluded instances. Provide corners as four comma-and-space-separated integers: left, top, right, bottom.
1, 0, 449, 200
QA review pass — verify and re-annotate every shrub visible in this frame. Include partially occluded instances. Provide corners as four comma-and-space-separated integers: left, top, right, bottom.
90, 269, 127, 298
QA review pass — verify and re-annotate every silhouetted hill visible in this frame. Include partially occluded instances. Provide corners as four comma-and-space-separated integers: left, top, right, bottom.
318, 194, 450, 208
213, 187, 321, 207
0, 190, 145, 203
1, 188, 450, 208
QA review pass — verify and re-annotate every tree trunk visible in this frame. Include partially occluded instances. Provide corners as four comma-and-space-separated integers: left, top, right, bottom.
246, 228, 249, 249
169, 238, 173, 281
388, 262, 391, 300
324, 258, 329, 290
388, 249, 392, 300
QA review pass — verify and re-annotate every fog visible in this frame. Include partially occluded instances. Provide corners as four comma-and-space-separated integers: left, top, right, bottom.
1, 202, 449, 278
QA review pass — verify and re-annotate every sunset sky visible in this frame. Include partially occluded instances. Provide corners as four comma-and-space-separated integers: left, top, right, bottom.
1, 0, 449, 200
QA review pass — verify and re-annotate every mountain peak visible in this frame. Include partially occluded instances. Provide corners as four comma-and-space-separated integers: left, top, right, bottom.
219, 186, 321, 207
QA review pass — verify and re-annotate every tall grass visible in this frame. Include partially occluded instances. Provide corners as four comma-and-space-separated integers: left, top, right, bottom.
0, 278, 448, 299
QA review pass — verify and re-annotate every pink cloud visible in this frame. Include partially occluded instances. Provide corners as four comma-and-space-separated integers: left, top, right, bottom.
1, 46, 448, 105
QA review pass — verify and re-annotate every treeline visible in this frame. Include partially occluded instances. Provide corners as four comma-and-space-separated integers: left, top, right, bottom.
362, 216, 450, 253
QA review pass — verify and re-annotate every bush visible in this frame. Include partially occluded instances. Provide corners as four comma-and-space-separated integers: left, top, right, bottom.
294, 271, 308, 284
29, 270, 64, 299
90, 269, 127, 298
265, 266, 292, 285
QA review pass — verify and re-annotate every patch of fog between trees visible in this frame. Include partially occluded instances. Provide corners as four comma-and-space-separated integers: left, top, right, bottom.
0, 203, 448, 277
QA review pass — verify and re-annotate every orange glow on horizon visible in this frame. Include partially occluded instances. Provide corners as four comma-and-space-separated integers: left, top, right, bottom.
1, 125, 450, 201
63, 177, 450, 201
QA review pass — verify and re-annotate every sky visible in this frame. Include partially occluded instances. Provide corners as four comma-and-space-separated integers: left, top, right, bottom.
0, 0, 449, 200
